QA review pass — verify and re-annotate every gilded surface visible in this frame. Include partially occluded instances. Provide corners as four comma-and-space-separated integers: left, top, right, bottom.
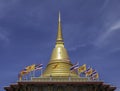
42, 12, 77, 77
31, 77, 89, 82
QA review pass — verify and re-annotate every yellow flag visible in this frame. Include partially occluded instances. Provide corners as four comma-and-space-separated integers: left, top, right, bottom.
93, 73, 99, 79
78, 64, 86, 73
19, 69, 29, 81
85, 68, 93, 77
20, 70, 28, 76
25, 64, 35, 72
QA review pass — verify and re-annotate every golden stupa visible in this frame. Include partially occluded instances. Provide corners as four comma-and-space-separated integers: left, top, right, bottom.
43, 12, 77, 77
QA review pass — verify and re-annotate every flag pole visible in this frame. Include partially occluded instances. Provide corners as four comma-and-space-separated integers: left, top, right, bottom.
41, 69, 43, 77
30, 71, 32, 79
33, 70, 35, 77
19, 75, 22, 81
77, 61, 79, 75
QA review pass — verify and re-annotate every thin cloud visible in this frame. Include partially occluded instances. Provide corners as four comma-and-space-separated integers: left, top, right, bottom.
94, 20, 120, 47
110, 21, 120, 31
110, 47, 120, 53
0, 0, 20, 20
104, 20, 120, 38
0, 28, 10, 43
68, 44, 87, 51
99, 0, 109, 12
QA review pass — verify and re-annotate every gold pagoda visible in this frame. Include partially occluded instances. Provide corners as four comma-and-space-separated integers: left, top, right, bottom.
4, 12, 116, 91
43, 12, 77, 77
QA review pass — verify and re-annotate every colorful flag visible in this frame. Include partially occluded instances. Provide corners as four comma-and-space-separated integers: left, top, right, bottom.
90, 70, 99, 80
70, 62, 79, 71
25, 64, 35, 72
84, 67, 90, 73
92, 72, 99, 80
78, 64, 86, 73
85, 67, 93, 77
18, 69, 29, 80
35, 64, 43, 70
20, 69, 28, 75
89, 69, 96, 76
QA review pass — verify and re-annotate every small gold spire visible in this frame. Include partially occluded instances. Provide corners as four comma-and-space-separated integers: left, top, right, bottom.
56, 11, 64, 45
50, 11, 68, 61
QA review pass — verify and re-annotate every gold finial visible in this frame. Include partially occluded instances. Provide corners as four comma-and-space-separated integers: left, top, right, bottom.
58, 11, 61, 22
56, 11, 64, 44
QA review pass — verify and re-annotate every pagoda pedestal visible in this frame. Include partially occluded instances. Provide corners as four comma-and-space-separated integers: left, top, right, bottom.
4, 77, 116, 91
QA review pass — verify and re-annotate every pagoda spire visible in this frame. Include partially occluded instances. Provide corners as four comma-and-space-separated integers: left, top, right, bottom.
42, 12, 77, 77
56, 11, 64, 45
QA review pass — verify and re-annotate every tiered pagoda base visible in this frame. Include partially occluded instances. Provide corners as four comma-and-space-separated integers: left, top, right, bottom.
4, 77, 116, 91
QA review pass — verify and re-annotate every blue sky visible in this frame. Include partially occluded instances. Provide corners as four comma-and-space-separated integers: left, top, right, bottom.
0, 0, 120, 91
